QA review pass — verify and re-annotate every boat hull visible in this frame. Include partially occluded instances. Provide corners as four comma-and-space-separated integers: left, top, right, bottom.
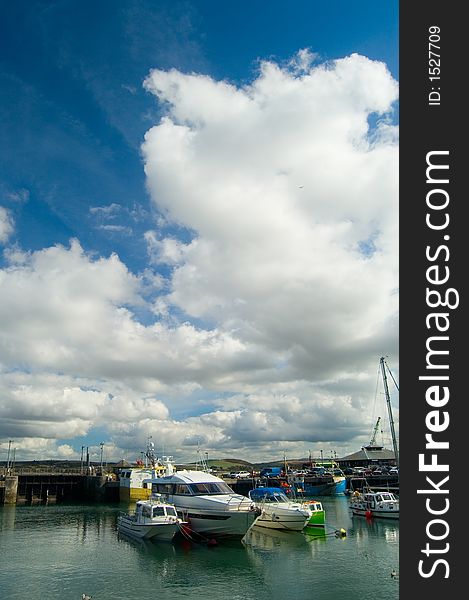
304, 509, 326, 528
350, 507, 399, 519
178, 509, 258, 538
117, 517, 179, 541
254, 509, 310, 532
119, 486, 152, 502
300, 478, 346, 496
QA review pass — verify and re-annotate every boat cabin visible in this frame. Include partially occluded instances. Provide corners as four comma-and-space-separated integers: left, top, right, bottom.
361, 492, 397, 507
306, 501, 323, 512
135, 500, 178, 519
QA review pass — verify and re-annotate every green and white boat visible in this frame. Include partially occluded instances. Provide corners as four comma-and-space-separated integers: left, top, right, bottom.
302, 499, 325, 529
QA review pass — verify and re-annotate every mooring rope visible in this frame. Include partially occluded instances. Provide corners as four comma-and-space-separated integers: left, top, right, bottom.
177, 521, 218, 546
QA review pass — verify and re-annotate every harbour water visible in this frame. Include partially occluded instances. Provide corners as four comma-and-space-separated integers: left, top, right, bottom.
0, 496, 398, 600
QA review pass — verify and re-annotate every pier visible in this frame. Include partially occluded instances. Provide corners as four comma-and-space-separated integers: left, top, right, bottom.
0, 471, 119, 505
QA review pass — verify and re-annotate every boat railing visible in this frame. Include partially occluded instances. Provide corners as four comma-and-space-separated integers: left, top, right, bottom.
226, 494, 254, 509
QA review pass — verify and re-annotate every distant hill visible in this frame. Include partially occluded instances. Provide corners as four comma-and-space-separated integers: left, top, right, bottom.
208, 457, 312, 470
189, 458, 254, 470
4, 456, 314, 471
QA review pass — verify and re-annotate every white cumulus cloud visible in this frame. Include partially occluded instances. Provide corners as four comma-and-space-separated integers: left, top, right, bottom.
0, 206, 14, 244
142, 51, 399, 383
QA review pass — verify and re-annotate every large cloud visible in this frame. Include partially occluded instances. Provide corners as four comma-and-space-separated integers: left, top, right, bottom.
0, 240, 271, 390
142, 52, 398, 382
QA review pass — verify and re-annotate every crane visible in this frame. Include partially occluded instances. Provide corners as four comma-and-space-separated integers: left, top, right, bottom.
369, 417, 381, 447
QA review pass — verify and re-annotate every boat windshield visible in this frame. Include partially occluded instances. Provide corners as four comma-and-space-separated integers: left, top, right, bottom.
378, 493, 396, 501
152, 481, 236, 496
165, 506, 178, 517
260, 492, 289, 503
188, 482, 235, 495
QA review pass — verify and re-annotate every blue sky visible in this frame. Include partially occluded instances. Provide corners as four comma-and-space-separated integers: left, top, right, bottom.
0, 1, 399, 464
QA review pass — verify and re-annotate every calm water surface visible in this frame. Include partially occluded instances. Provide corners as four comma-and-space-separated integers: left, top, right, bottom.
0, 496, 398, 600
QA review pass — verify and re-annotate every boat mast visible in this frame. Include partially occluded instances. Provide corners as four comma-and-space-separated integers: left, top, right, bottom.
380, 356, 399, 469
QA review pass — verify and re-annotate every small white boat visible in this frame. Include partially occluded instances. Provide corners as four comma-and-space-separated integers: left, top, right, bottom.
249, 487, 312, 532
117, 495, 185, 541
349, 489, 399, 519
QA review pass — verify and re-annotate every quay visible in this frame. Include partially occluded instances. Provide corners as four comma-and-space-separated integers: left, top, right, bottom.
225, 474, 399, 496
0, 471, 119, 505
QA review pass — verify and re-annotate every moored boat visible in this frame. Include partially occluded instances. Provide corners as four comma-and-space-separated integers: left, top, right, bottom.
289, 469, 346, 496
349, 489, 399, 519
248, 487, 312, 532
117, 495, 185, 541
118, 440, 175, 502
302, 499, 326, 529
119, 466, 162, 502
148, 468, 259, 539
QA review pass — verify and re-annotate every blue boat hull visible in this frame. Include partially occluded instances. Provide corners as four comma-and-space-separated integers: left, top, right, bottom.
300, 478, 346, 496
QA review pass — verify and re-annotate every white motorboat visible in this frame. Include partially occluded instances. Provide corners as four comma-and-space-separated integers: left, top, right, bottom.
349, 489, 399, 519
117, 495, 185, 541
147, 469, 259, 539
248, 487, 312, 532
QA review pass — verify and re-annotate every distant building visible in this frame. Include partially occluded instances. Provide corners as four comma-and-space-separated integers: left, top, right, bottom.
337, 445, 396, 468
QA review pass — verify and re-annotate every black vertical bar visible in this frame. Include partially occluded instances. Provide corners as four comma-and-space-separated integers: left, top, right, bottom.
400, 1, 464, 595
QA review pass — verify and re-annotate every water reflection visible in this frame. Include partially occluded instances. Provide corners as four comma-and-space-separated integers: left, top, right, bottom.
243, 524, 314, 550
0, 501, 399, 600
348, 514, 399, 545
1, 504, 17, 530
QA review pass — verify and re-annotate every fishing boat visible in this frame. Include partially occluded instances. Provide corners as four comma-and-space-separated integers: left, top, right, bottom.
289, 468, 346, 496
248, 487, 312, 532
118, 440, 174, 502
349, 489, 399, 519
147, 468, 260, 539
117, 495, 185, 541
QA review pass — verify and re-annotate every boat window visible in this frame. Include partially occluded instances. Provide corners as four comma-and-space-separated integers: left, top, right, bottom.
152, 506, 165, 517
142, 505, 152, 518
174, 484, 192, 495
188, 482, 235, 495
166, 507, 177, 517
213, 482, 236, 494
152, 483, 174, 495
